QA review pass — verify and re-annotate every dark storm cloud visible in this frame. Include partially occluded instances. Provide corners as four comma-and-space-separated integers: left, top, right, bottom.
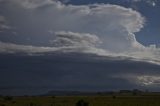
0, 53, 160, 95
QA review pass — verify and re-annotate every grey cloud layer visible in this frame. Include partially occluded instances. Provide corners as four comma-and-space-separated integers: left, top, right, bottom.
0, 31, 106, 54
0, 54, 160, 95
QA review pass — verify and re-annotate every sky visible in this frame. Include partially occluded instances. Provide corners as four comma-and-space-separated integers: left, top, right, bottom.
0, 0, 160, 95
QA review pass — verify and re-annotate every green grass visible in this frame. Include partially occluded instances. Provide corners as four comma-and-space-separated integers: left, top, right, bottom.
1, 95, 160, 106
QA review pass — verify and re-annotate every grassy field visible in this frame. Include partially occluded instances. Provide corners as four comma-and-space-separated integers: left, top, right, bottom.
1, 95, 160, 106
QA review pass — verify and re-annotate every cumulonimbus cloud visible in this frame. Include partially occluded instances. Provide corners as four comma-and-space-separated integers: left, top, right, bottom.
0, 0, 159, 65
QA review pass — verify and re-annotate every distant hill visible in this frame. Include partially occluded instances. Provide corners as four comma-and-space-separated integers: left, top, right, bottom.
44, 90, 160, 96
44, 90, 100, 96
44, 90, 120, 96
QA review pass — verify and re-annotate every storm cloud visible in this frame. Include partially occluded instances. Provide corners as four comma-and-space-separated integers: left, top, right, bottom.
0, 0, 160, 95
0, 53, 160, 95
0, 0, 159, 63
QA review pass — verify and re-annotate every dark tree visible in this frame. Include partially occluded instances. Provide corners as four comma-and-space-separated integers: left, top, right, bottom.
29, 102, 34, 106
112, 95, 116, 99
76, 100, 89, 106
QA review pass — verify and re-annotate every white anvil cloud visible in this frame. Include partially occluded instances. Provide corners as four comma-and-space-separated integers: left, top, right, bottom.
0, 0, 160, 65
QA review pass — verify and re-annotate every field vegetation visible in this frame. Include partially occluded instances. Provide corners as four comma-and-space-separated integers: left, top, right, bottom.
1, 93, 160, 106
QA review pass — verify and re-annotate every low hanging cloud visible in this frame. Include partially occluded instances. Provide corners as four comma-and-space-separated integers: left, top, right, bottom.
113, 74, 160, 87
137, 75, 160, 85
0, 0, 159, 65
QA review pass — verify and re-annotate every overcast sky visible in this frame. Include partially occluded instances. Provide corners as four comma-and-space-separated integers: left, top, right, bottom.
0, 0, 160, 95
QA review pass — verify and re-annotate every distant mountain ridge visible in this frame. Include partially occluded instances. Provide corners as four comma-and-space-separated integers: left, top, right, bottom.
44, 90, 160, 96
44, 90, 100, 96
